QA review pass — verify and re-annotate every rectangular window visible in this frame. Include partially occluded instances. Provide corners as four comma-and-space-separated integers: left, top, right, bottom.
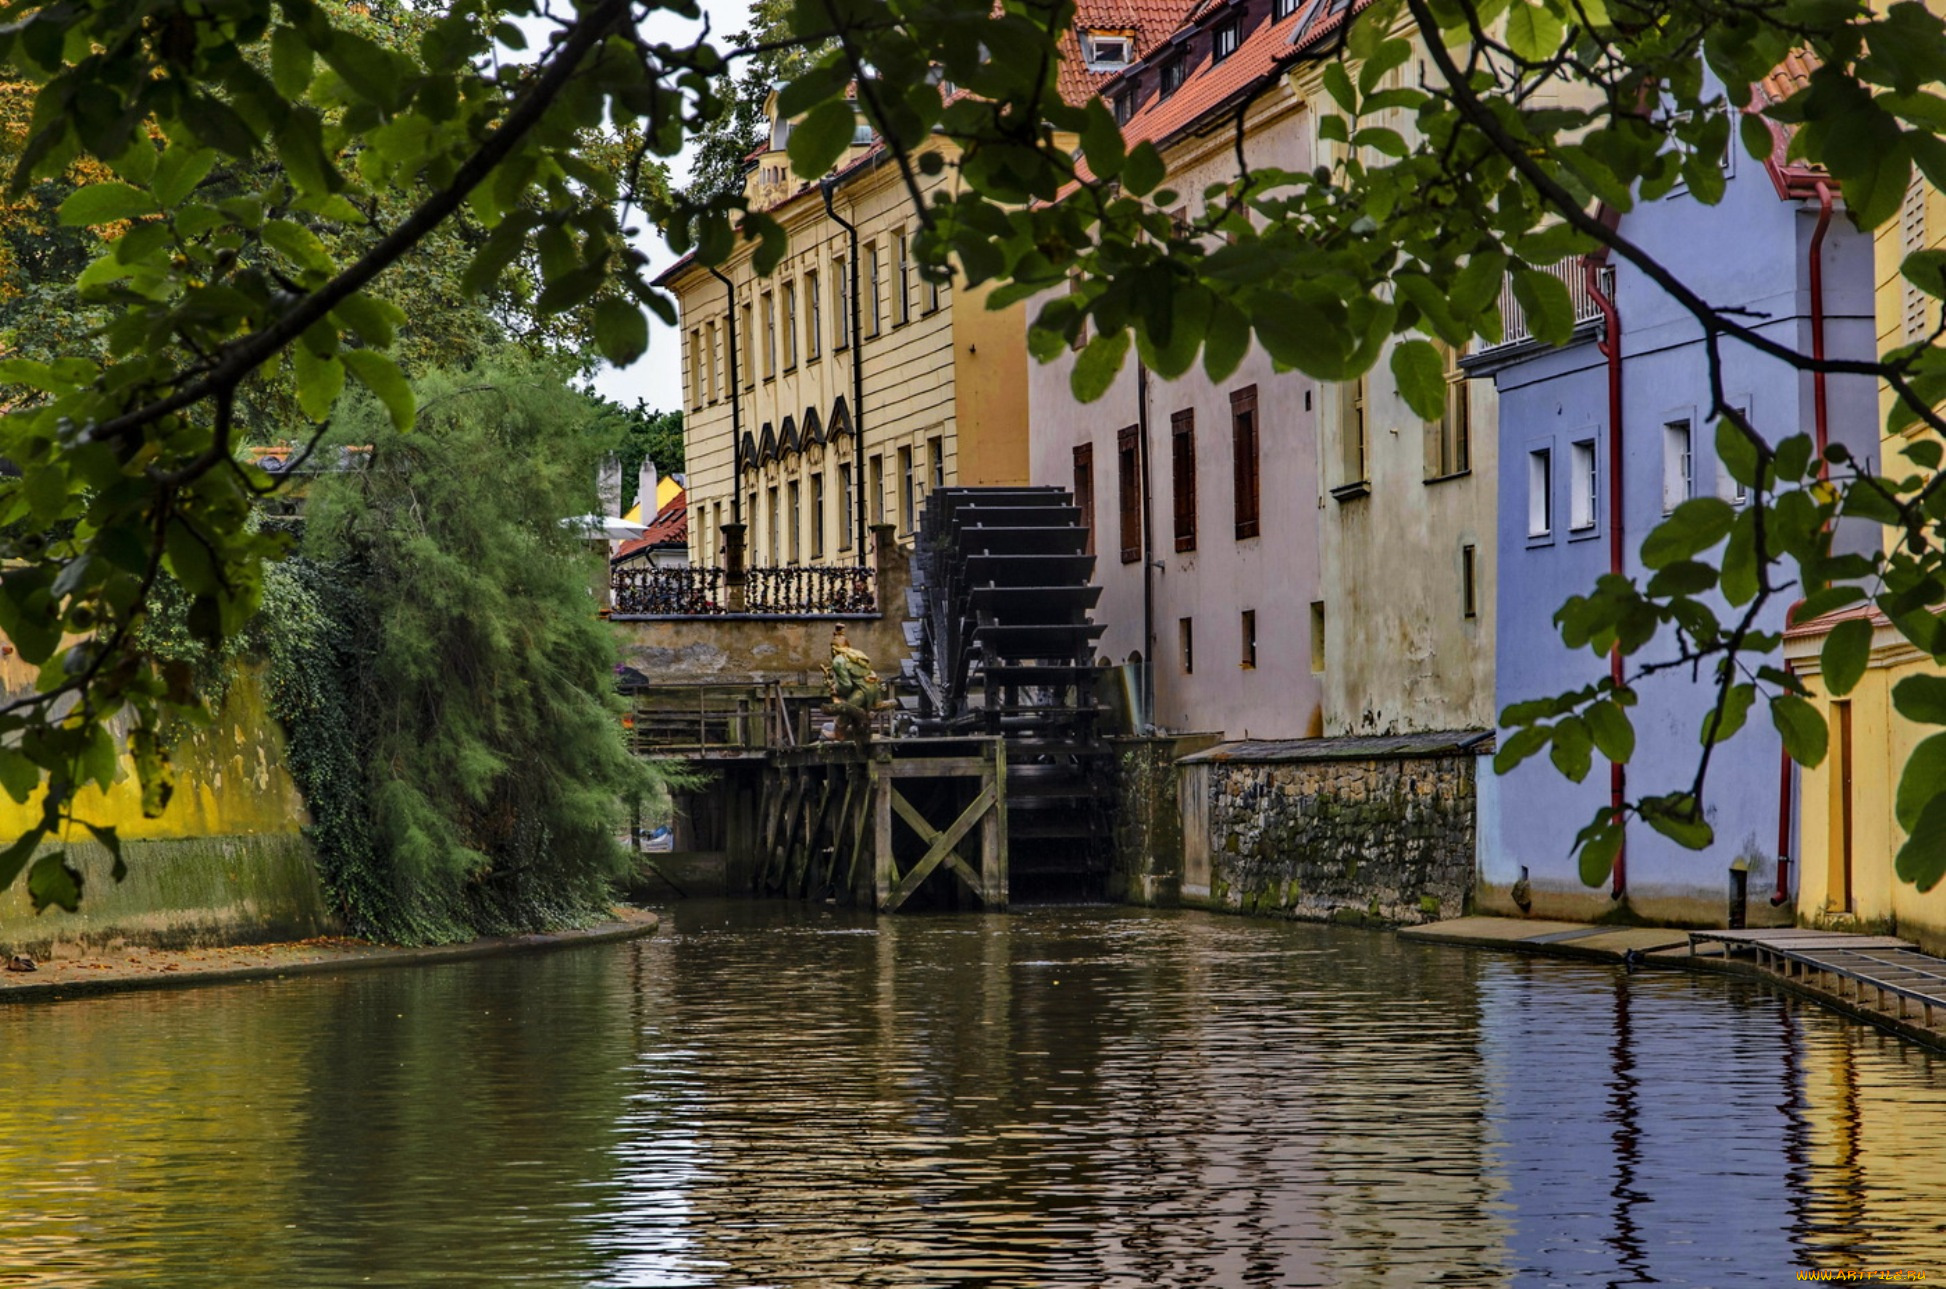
1461, 545, 1478, 619
688, 329, 702, 407
1231, 386, 1260, 539
1240, 609, 1257, 669
1171, 408, 1197, 552
766, 485, 781, 564
895, 232, 910, 325
1118, 425, 1141, 564
1663, 420, 1693, 512
1274, 0, 1300, 17
782, 281, 798, 369
740, 303, 755, 386
1113, 90, 1134, 125
1212, 18, 1240, 61
1528, 448, 1553, 537
711, 502, 723, 564
704, 321, 718, 402
1179, 617, 1194, 675
1570, 439, 1598, 531
810, 473, 825, 559
806, 271, 821, 359
1073, 443, 1095, 556
1426, 344, 1471, 478
761, 293, 776, 380
1160, 56, 1185, 97
1718, 410, 1749, 505
1310, 601, 1326, 673
899, 445, 916, 533
928, 434, 945, 489
837, 463, 854, 551
787, 479, 802, 563
866, 244, 882, 336
833, 259, 849, 348
869, 453, 885, 525
925, 268, 942, 314
1342, 377, 1368, 486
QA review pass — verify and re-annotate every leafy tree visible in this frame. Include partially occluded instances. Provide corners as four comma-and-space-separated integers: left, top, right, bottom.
7, 0, 1946, 903
677, 0, 816, 207
284, 351, 658, 942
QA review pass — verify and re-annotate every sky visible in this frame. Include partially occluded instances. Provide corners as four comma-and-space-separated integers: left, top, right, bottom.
582, 0, 757, 416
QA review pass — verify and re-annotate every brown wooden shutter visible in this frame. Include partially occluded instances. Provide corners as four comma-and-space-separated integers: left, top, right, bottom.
1117, 425, 1140, 564
1172, 409, 1197, 552
1073, 443, 1095, 556
1231, 385, 1260, 539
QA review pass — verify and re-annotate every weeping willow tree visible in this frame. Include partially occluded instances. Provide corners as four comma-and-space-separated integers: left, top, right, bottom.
275, 352, 658, 943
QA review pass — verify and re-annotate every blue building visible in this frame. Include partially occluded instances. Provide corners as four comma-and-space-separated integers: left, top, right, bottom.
1475, 137, 1878, 925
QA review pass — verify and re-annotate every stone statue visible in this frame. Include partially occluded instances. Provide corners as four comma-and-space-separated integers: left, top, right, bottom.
823, 625, 892, 744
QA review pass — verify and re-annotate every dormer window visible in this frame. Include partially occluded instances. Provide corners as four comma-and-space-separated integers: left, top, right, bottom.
770, 114, 792, 152
1083, 31, 1132, 70
1159, 55, 1186, 97
1273, 0, 1301, 18
1113, 88, 1136, 124
1212, 17, 1241, 62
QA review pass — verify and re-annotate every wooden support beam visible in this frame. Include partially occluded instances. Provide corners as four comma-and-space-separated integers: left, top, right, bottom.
983, 739, 1009, 909
846, 766, 873, 900
882, 782, 998, 911
874, 762, 896, 909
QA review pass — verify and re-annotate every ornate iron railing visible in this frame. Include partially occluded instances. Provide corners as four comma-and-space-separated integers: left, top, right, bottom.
609, 564, 876, 615
744, 565, 877, 614
613, 565, 725, 615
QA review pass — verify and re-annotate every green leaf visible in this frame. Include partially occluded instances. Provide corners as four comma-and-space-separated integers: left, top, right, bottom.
1202, 297, 1250, 383
0, 831, 40, 892
293, 346, 344, 420
1079, 99, 1125, 180
1702, 682, 1756, 746
1390, 339, 1446, 421
332, 292, 404, 348
58, 183, 158, 226
1820, 616, 1874, 696
1771, 693, 1828, 767
1640, 497, 1736, 568
342, 350, 415, 431
1715, 415, 1761, 489
787, 100, 857, 181
1124, 142, 1165, 198
1549, 714, 1593, 782
1896, 733, 1946, 834
0, 748, 39, 804
1321, 61, 1357, 114
261, 218, 334, 276
1895, 787, 1946, 891
1071, 331, 1129, 403
1576, 819, 1623, 887
1642, 793, 1714, 849
1894, 673, 1946, 725
593, 297, 649, 366
1511, 268, 1575, 345
1506, 0, 1566, 60
27, 852, 81, 913
153, 146, 218, 208
1585, 699, 1635, 763
1493, 723, 1552, 774
271, 25, 315, 98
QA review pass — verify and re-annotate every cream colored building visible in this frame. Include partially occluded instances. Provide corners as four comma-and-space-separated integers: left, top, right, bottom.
658, 101, 1032, 572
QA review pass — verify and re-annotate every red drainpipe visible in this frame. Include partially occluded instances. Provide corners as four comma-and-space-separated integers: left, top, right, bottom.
1587, 259, 1627, 900
1773, 185, 1833, 907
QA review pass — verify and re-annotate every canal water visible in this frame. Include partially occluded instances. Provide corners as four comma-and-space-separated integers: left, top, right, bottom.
3, 902, 1944, 1286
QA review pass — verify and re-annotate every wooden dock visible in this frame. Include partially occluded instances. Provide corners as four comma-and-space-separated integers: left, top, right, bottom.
1690, 927, 1946, 1037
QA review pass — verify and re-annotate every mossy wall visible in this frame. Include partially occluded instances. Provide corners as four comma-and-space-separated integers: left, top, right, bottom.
0, 662, 336, 956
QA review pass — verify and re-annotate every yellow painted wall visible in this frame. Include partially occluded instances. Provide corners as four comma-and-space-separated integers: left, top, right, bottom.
1785, 619, 1946, 952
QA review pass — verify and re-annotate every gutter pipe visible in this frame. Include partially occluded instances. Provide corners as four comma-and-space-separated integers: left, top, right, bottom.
707, 266, 743, 529
1137, 360, 1156, 730
822, 179, 869, 568
1773, 184, 1833, 907
1588, 259, 1627, 901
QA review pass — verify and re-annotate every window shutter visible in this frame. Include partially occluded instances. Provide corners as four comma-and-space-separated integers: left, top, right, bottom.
1117, 425, 1141, 564
1172, 409, 1197, 552
1231, 386, 1260, 539
1073, 443, 1096, 556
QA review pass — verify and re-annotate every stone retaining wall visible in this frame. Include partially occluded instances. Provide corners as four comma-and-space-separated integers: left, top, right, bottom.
1179, 735, 1486, 925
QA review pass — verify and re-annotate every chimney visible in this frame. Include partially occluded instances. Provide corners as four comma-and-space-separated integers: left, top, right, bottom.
597, 453, 622, 518
638, 457, 658, 517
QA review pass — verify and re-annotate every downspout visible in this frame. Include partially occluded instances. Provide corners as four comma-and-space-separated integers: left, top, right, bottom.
1137, 360, 1156, 730
1771, 183, 1834, 907
1588, 259, 1627, 901
707, 266, 743, 529
822, 179, 869, 568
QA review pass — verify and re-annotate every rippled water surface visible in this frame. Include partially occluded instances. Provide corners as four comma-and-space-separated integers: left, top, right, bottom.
4, 902, 1946, 1286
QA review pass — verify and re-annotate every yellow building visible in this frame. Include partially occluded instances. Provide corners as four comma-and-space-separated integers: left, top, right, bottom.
656, 96, 1033, 572
1784, 175, 1946, 949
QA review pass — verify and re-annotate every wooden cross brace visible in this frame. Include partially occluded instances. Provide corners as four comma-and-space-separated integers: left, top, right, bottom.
881, 782, 998, 911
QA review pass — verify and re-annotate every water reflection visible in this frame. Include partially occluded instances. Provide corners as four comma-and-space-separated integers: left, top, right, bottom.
0, 904, 1942, 1285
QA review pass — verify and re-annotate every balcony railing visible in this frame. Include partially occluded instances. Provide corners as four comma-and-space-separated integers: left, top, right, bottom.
610, 564, 877, 616
1480, 262, 1612, 354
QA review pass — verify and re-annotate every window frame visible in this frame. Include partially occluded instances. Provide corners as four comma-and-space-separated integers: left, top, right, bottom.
1117, 425, 1141, 564
1230, 385, 1260, 539
810, 471, 826, 559
1569, 437, 1599, 533
1212, 17, 1240, 62
782, 280, 798, 370
1171, 408, 1197, 553
837, 462, 855, 551
1528, 446, 1554, 540
1073, 442, 1096, 556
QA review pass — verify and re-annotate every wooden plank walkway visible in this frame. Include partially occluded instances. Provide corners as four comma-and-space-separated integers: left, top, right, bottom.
1690, 927, 1946, 1031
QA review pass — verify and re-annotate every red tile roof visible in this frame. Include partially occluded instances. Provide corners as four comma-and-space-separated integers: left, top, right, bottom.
1059, 0, 1211, 105
612, 489, 688, 563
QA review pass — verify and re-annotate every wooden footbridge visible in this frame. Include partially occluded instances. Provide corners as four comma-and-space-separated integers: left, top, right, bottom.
624, 487, 1113, 912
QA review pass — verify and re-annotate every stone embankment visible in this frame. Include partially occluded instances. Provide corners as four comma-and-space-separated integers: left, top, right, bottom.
0, 907, 657, 1003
